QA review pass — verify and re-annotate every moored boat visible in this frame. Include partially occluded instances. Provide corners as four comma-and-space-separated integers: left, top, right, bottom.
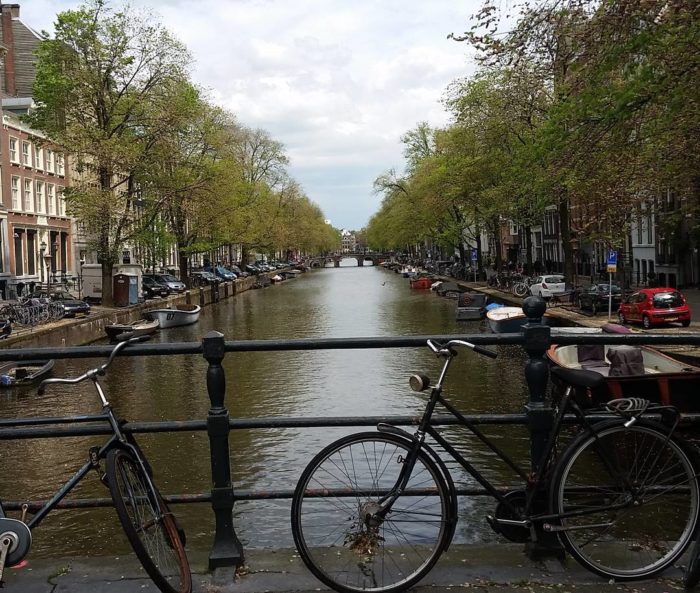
146, 304, 201, 329
409, 276, 434, 290
547, 342, 700, 411
456, 292, 489, 321
435, 281, 464, 299
105, 318, 160, 342
486, 306, 554, 333
0, 360, 54, 387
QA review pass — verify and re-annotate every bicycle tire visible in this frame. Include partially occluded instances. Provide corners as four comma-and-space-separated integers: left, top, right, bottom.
513, 283, 529, 298
106, 448, 191, 593
550, 421, 698, 581
685, 536, 700, 588
291, 432, 450, 593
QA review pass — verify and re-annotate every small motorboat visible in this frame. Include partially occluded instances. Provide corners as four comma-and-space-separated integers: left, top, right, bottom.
0, 360, 54, 387
409, 276, 434, 290
486, 306, 554, 333
146, 304, 201, 329
105, 318, 160, 342
435, 282, 464, 299
456, 293, 489, 321
547, 341, 700, 411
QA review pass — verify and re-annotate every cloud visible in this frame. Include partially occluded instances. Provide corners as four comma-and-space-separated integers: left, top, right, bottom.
23, 0, 480, 229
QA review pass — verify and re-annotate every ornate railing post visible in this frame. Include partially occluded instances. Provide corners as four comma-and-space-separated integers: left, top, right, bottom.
521, 296, 562, 559
203, 331, 244, 570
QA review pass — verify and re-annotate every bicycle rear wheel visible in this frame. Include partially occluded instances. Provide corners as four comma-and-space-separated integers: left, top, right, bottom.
551, 421, 698, 581
291, 432, 450, 593
107, 448, 191, 593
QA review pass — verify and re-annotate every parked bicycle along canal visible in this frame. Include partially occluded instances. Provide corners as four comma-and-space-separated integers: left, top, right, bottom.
0, 262, 532, 559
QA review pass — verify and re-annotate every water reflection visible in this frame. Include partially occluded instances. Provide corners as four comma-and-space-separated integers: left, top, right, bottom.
0, 264, 532, 556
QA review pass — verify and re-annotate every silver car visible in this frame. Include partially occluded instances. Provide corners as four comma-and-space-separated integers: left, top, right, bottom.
151, 273, 186, 293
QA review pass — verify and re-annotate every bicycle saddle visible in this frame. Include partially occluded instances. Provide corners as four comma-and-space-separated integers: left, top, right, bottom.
551, 366, 605, 390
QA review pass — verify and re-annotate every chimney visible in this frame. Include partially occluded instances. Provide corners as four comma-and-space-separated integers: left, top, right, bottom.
0, 4, 17, 96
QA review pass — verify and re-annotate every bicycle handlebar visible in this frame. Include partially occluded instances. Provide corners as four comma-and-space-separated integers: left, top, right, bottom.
427, 339, 498, 359
37, 335, 149, 395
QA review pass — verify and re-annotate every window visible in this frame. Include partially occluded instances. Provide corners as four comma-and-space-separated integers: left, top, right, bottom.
35, 181, 44, 213
46, 149, 55, 173
57, 187, 66, 216
34, 146, 43, 170
13, 230, 23, 276
56, 154, 65, 176
647, 213, 653, 244
11, 176, 20, 210
9, 137, 18, 163
22, 142, 32, 167
23, 179, 33, 212
47, 184, 55, 215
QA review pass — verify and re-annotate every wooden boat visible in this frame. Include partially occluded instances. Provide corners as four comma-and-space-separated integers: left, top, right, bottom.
435, 281, 464, 299
456, 293, 489, 321
0, 360, 54, 387
146, 304, 201, 329
409, 276, 434, 290
486, 306, 554, 333
105, 318, 160, 342
547, 342, 700, 411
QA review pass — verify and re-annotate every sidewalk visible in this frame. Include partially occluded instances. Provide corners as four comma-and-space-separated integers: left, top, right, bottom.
3, 545, 687, 592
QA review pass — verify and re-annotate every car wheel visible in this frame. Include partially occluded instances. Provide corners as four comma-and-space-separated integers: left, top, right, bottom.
642, 314, 652, 329
682, 319, 691, 328
618, 311, 626, 324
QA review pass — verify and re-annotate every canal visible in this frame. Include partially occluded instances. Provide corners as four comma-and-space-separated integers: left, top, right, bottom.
0, 263, 532, 558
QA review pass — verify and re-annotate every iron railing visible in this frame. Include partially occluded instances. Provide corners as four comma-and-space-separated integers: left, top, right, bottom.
2, 297, 700, 569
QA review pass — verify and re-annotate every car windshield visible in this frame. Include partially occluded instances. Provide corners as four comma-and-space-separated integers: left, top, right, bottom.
653, 291, 683, 308
161, 274, 179, 282
596, 284, 621, 293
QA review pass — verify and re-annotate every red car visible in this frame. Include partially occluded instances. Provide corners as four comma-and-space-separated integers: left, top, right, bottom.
618, 287, 692, 329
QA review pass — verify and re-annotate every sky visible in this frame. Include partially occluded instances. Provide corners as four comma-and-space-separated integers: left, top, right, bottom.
23, 0, 482, 230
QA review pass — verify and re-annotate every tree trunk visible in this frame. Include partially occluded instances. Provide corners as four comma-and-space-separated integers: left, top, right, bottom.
558, 195, 574, 282
524, 225, 533, 276
101, 261, 113, 306
178, 249, 189, 286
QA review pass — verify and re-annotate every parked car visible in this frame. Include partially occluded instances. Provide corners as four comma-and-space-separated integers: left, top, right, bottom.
529, 275, 566, 299
214, 266, 236, 281
146, 273, 186, 293
228, 264, 249, 278
577, 283, 623, 314
142, 276, 170, 299
29, 290, 91, 317
245, 264, 261, 275
618, 287, 691, 329
191, 270, 221, 286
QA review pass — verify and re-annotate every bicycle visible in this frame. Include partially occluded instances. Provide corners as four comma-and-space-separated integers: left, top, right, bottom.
0, 337, 192, 593
291, 338, 699, 593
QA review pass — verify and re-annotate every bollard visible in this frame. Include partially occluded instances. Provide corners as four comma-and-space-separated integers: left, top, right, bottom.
185, 290, 191, 305
521, 296, 563, 559
202, 331, 244, 569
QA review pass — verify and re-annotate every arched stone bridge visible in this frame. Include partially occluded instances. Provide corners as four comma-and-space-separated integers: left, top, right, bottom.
306, 253, 390, 268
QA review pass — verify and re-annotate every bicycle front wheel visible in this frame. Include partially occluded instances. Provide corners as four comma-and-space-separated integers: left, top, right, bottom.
107, 448, 192, 593
291, 432, 451, 593
551, 422, 699, 581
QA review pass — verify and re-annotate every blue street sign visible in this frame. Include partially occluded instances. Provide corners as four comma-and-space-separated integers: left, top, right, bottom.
471, 249, 478, 262
607, 250, 617, 266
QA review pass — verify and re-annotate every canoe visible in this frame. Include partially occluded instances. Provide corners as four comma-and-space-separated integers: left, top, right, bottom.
0, 360, 54, 387
486, 306, 554, 333
456, 293, 489, 321
146, 304, 201, 329
547, 342, 700, 411
105, 318, 160, 342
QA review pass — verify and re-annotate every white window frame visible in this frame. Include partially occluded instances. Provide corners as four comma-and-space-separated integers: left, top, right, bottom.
11, 176, 20, 210
34, 146, 43, 171
23, 178, 34, 213
57, 187, 66, 216
46, 149, 55, 173
56, 154, 65, 176
47, 183, 55, 215
9, 137, 18, 164
35, 180, 45, 214
22, 141, 32, 167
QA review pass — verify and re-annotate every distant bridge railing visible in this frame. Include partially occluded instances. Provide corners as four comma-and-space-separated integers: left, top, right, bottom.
2, 297, 700, 571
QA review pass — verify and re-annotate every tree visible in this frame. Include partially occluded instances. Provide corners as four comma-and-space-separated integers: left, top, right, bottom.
28, 0, 190, 305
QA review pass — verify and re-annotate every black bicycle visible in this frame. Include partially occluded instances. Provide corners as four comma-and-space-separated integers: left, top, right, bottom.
291, 339, 699, 593
0, 337, 191, 593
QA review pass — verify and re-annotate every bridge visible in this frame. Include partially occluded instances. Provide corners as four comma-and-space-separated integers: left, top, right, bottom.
306, 252, 391, 268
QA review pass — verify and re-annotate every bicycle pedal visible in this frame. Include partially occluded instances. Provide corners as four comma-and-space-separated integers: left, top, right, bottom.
485, 514, 501, 534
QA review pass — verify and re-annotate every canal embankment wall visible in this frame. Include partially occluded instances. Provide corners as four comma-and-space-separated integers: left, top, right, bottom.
0, 274, 265, 349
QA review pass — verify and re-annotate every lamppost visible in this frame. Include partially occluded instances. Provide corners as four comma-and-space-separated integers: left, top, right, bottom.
78, 258, 85, 299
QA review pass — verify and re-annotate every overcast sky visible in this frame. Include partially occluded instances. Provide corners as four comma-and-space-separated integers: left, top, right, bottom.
23, 0, 481, 230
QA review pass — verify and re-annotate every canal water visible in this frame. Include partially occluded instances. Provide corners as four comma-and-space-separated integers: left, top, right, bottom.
0, 263, 532, 558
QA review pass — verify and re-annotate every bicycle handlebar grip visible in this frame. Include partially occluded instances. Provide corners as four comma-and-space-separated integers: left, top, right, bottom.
473, 345, 498, 359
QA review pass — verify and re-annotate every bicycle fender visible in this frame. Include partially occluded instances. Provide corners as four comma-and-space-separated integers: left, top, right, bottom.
376, 424, 458, 550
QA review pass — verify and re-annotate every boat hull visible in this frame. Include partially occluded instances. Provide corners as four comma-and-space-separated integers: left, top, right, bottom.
105, 319, 160, 342
486, 307, 554, 333
146, 305, 201, 329
0, 360, 54, 387
409, 277, 433, 290
547, 343, 700, 412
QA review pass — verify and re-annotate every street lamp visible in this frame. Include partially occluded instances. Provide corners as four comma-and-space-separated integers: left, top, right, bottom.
78, 258, 85, 299
43, 242, 53, 295
39, 240, 47, 285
